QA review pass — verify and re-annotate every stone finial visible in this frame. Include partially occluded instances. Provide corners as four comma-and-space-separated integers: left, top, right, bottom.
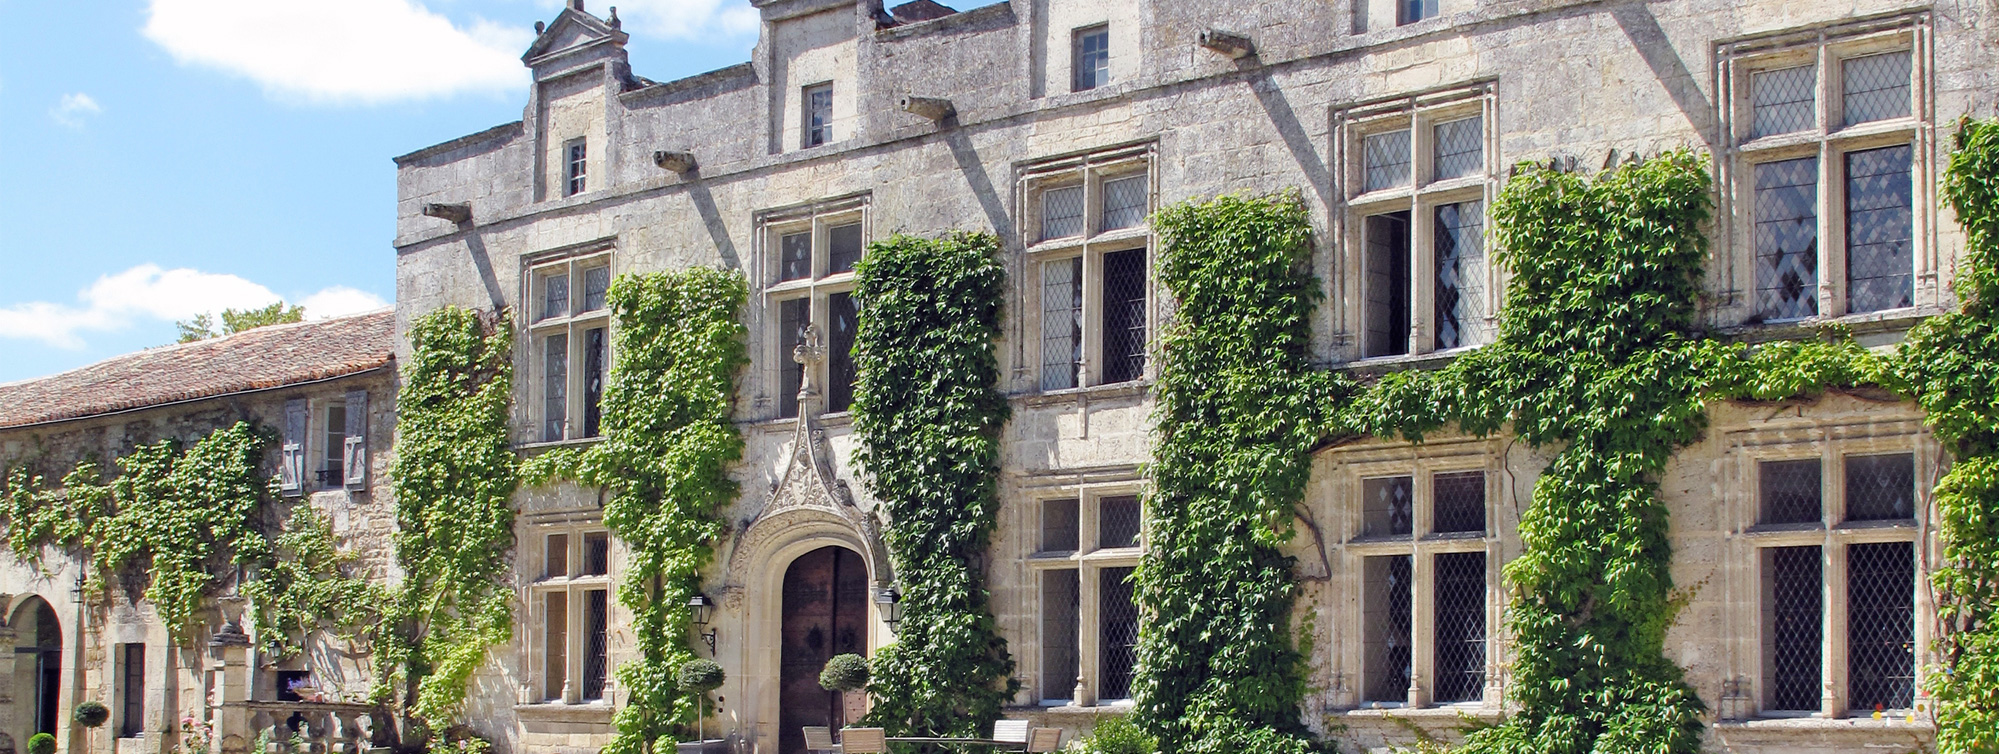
535, 21, 546, 34
1197, 29, 1254, 59
898, 96, 955, 122
609, 6, 620, 29
570, 0, 585, 11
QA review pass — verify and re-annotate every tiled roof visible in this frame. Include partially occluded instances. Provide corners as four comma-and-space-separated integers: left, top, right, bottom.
0, 310, 396, 429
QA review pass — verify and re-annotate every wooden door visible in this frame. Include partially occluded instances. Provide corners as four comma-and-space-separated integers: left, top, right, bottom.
779, 547, 868, 754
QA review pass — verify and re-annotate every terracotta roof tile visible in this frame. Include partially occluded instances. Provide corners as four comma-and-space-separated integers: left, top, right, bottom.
0, 310, 396, 429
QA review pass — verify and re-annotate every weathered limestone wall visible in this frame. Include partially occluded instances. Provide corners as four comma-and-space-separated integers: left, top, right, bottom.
389, 0, 1999, 751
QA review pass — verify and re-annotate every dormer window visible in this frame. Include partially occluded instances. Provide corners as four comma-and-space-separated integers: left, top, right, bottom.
1073, 25, 1110, 92
804, 83, 834, 148
565, 139, 587, 196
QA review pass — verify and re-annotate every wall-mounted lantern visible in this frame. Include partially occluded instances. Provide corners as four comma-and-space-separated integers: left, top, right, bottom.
689, 593, 718, 652
874, 586, 902, 632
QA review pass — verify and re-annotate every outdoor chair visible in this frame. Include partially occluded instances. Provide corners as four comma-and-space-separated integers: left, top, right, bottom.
803, 726, 841, 754
841, 728, 888, 754
992, 720, 1030, 749
1025, 729, 1063, 754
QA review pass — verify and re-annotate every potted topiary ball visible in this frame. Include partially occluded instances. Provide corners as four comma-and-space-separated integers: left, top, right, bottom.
74, 701, 110, 729
818, 653, 870, 693
28, 733, 55, 754
677, 658, 726, 693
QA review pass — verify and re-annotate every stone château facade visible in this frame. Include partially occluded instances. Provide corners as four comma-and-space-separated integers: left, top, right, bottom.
2, 1, 1995, 754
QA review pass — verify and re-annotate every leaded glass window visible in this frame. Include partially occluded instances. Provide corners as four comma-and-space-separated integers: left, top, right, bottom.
1042, 185, 1086, 240
1432, 470, 1485, 534
1102, 249, 1148, 384
1101, 175, 1148, 231
1432, 552, 1486, 703
1099, 567, 1140, 700
1753, 157, 1821, 320
1845, 452, 1914, 521
1759, 458, 1822, 525
1845, 144, 1914, 313
1433, 117, 1483, 181
1751, 65, 1816, 139
1764, 545, 1822, 711
827, 292, 858, 413
1434, 200, 1484, 350
1363, 476, 1415, 538
1099, 495, 1141, 549
1364, 130, 1413, 192
1041, 570, 1080, 700
1842, 51, 1911, 127
1364, 555, 1413, 703
1040, 258, 1083, 391
1848, 541, 1914, 711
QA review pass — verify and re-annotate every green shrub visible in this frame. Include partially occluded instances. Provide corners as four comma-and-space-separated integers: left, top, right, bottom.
1075, 717, 1156, 754
818, 654, 870, 692
678, 659, 726, 693
29, 732, 56, 754
73, 700, 109, 728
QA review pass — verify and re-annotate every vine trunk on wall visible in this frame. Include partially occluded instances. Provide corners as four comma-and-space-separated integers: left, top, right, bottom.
851, 232, 1017, 737
382, 306, 519, 736
522, 268, 748, 754
1134, 191, 1335, 754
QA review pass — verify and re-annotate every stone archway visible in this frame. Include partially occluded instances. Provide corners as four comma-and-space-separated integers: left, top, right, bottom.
777, 546, 868, 754
10, 598, 61, 742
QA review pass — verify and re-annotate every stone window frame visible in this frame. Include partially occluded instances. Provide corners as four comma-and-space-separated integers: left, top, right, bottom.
1721, 416, 1938, 722
525, 517, 615, 706
1025, 483, 1145, 708
522, 242, 614, 445
755, 194, 870, 420
1018, 142, 1157, 393
1323, 437, 1505, 712
1714, 10, 1938, 325
1332, 80, 1500, 363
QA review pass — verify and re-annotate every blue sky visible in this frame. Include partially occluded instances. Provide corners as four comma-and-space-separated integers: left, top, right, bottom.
0, 0, 759, 384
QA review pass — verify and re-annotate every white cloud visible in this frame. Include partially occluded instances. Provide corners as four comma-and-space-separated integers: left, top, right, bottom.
50, 93, 102, 128
143, 0, 532, 104
299, 287, 390, 319
590, 0, 757, 41
0, 265, 385, 349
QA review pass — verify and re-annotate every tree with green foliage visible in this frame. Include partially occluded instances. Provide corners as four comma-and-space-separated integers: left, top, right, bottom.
175, 302, 306, 343
380, 306, 518, 737
522, 268, 749, 754
850, 232, 1017, 738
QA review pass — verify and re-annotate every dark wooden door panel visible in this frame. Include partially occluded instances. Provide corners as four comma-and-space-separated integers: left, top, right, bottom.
779, 546, 867, 754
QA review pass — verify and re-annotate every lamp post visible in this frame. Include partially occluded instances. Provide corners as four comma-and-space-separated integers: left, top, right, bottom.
688, 594, 717, 652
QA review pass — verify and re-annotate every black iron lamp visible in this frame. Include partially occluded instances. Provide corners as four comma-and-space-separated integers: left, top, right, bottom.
688, 593, 718, 652
874, 586, 902, 632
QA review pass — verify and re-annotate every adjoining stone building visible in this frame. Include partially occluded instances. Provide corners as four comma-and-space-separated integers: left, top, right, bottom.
389, 0, 1996, 751
0, 312, 397, 754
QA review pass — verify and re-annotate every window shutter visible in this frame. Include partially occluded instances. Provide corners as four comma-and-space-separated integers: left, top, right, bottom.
344, 389, 369, 491
280, 399, 306, 496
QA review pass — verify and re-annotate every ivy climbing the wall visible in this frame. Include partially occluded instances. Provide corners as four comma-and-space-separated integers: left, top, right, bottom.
381, 306, 519, 733
850, 233, 1017, 737
522, 268, 748, 754
1, 422, 277, 640
1134, 191, 1339, 754
1906, 118, 1999, 753
242, 506, 386, 659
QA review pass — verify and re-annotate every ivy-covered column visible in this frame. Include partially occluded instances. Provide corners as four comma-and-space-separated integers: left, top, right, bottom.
522, 268, 749, 754
1135, 192, 1337, 754
1904, 118, 1999, 753
850, 233, 1017, 738
381, 306, 518, 738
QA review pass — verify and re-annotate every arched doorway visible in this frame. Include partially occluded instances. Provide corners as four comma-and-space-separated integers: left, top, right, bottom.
12, 598, 62, 741
778, 546, 867, 754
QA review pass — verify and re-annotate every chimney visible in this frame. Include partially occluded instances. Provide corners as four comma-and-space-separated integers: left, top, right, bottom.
569, 0, 584, 10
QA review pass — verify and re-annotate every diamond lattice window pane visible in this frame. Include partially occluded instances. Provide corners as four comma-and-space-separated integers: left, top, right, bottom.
1753, 157, 1821, 320
1846, 145, 1914, 313
1433, 117, 1483, 182
1434, 201, 1485, 350
1040, 258, 1082, 391
1364, 555, 1413, 703
1759, 458, 1823, 525
827, 292, 858, 412
1764, 545, 1822, 711
1041, 498, 1079, 552
1848, 541, 1915, 711
1845, 452, 1915, 521
828, 222, 864, 275
1364, 130, 1413, 192
1101, 248, 1148, 384
1432, 552, 1486, 704
544, 333, 568, 442
1041, 570, 1079, 701
1363, 476, 1414, 538
1098, 567, 1140, 700
779, 231, 813, 281
777, 298, 808, 419
1751, 64, 1817, 139
581, 266, 610, 313
1843, 51, 1912, 127
1042, 185, 1085, 240
1101, 175, 1148, 231
1099, 495, 1142, 549
542, 272, 571, 321
1432, 470, 1485, 534
582, 589, 609, 700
